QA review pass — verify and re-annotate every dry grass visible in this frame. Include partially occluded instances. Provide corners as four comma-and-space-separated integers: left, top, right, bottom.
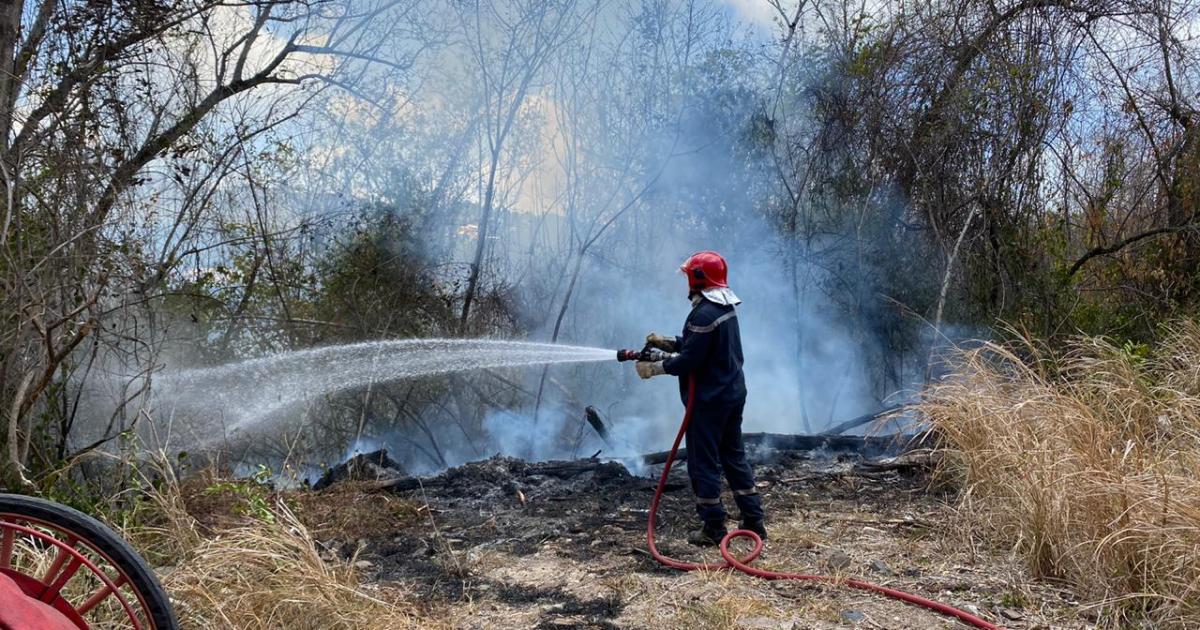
667, 571, 783, 629
921, 320, 1200, 627
122, 464, 440, 630
285, 482, 423, 540
160, 502, 434, 630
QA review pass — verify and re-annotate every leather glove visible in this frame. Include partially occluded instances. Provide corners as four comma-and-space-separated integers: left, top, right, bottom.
635, 361, 666, 379
645, 332, 678, 352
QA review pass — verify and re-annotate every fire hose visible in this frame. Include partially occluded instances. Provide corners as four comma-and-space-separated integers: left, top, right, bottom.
645, 377, 1003, 630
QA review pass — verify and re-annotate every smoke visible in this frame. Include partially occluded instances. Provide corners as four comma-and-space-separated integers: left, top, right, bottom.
276, 1, 940, 472
545, 223, 908, 454
488, 120, 926, 458
84, 0, 950, 476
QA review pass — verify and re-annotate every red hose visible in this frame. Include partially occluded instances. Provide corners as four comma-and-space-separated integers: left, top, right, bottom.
646, 378, 1002, 630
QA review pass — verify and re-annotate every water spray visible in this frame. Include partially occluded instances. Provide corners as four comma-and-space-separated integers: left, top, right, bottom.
158, 339, 617, 437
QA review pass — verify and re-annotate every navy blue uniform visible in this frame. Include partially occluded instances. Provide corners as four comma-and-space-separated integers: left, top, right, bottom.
662, 299, 763, 526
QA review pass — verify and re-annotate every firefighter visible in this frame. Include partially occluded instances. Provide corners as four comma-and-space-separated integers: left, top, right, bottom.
636, 251, 767, 546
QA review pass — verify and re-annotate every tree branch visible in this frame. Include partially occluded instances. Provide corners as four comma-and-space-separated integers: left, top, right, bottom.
1068, 223, 1198, 277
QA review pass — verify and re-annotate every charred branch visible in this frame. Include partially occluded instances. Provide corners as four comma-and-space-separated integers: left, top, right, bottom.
820, 405, 908, 436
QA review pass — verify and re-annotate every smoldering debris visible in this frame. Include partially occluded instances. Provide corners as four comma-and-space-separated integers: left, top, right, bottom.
318, 430, 919, 500
365, 456, 651, 499
313, 449, 407, 490
306, 429, 931, 601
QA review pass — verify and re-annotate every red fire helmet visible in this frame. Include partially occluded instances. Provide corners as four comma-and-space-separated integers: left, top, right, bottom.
680, 251, 729, 291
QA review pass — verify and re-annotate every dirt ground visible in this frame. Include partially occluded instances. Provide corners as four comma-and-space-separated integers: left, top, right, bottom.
300, 449, 1098, 630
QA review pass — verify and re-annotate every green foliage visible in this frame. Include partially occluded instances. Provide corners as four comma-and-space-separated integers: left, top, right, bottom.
203, 466, 276, 524
312, 204, 456, 340
1119, 339, 1152, 366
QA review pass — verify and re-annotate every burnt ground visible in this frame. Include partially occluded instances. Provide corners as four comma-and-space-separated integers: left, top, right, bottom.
304, 449, 1099, 630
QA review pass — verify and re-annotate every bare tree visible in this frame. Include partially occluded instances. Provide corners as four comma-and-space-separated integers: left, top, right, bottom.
0, 0, 428, 484
453, 0, 589, 334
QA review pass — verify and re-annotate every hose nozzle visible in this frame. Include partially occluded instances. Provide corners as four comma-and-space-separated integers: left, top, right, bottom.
616, 348, 645, 362
617, 346, 671, 362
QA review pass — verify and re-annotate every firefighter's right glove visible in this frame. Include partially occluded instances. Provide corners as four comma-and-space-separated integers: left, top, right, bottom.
636, 361, 666, 379
645, 332, 678, 352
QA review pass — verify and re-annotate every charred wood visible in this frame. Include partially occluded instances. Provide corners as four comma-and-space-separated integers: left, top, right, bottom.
584, 406, 612, 446
638, 432, 907, 466
852, 449, 940, 473
372, 457, 628, 493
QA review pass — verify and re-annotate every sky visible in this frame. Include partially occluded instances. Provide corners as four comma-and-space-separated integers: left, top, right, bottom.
724, 0, 789, 27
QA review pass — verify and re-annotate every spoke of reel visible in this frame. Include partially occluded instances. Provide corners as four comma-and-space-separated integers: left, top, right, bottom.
39, 534, 80, 600
41, 553, 85, 602
77, 573, 129, 615
0, 525, 13, 569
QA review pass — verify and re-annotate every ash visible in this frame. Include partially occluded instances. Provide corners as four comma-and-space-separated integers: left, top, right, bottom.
314, 445, 933, 624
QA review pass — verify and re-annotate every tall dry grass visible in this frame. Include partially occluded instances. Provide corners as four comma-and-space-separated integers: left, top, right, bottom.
921, 321, 1200, 627
127, 464, 439, 630
160, 503, 432, 630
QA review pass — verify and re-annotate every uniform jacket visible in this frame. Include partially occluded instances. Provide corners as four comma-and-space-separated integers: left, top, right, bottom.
662, 298, 746, 406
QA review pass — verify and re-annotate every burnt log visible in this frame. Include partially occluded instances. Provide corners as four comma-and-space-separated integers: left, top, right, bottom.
637, 432, 908, 466
524, 459, 625, 479
371, 476, 437, 492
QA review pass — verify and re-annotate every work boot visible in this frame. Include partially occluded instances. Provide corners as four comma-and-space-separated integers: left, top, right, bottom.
687, 521, 728, 547
739, 518, 768, 541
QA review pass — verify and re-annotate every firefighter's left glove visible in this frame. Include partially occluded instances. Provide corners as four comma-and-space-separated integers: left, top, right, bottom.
636, 361, 666, 379
645, 333, 678, 352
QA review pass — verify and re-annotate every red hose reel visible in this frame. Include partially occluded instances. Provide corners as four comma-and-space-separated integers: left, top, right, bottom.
0, 494, 176, 630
